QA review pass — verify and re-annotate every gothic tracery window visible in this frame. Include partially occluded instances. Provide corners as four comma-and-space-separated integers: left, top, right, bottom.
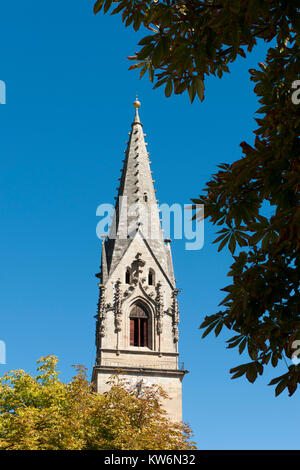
130, 303, 149, 347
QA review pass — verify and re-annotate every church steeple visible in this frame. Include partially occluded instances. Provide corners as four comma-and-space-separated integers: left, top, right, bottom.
103, 99, 174, 286
93, 99, 187, 422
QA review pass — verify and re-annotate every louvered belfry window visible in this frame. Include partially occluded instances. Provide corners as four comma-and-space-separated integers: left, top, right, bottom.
130, 303, 148, 347
148, 269, 155, 286
125, 268, 131, 284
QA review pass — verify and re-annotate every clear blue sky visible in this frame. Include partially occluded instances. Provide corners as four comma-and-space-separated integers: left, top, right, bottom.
0, 1, 298, 450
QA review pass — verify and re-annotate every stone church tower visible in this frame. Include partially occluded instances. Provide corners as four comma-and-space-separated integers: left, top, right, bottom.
92, 99, 187, 421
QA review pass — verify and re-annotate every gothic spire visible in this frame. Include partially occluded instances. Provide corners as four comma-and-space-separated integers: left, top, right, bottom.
103, 99, 174, 285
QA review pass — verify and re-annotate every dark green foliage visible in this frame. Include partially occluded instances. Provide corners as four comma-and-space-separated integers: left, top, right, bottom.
194, 42, 300, 396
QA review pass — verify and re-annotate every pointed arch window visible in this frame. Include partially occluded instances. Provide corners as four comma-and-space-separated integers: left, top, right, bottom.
148, 269, 155, 286
125, 267, 131, 284
144, 193, 148, 202
130, 303, 149, 347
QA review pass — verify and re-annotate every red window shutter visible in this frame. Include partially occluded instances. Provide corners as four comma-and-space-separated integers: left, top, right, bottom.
139, 319, 144, 346
143, 319, 148, 347
130, 319, 135, 345
135, 319, 140, 346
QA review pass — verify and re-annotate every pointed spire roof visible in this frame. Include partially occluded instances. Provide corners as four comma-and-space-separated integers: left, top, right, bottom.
103, 99, 174, 285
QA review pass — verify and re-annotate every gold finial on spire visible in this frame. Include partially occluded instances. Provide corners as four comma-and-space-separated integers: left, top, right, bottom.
133, 95, 141, 109
133, 95, 141, 124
